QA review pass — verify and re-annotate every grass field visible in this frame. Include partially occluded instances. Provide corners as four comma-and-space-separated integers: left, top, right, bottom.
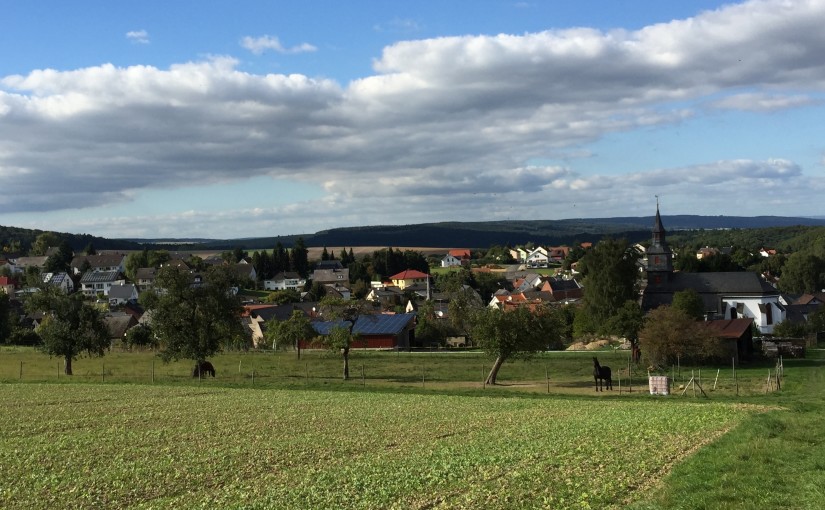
1, 348, 823, 509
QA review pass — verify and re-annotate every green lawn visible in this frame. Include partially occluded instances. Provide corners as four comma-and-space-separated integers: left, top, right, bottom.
1, 347, 822, 509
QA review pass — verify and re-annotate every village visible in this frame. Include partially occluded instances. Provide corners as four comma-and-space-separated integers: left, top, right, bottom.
1, 207, 821, 365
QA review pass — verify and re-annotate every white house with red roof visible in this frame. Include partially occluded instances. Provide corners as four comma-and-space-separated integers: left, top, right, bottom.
389, 269, 430, 290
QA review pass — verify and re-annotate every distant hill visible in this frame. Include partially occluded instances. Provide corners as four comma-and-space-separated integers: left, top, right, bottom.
4, 215, 825, 254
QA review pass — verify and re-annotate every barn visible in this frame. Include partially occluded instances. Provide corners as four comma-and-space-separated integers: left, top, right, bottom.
309, 313, 416, 349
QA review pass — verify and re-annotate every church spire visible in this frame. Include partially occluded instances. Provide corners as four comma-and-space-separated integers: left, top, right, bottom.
647, 197, 673, 284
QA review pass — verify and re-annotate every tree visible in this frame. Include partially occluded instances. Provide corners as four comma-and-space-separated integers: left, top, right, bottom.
30, 232, 61, 256
605, 300, 645, 362
266, 310, 316, 357
415, 300, 446, 347
44, 241, 73, 273
124, 325, 158, 350
638, 306, 724, 367
290, 237, 309, 278
578, 239, 641, 336
778, 253, 825, 293
671, 289, 705, 320
0, 293, 11, 343
26, 289, 109, 375
316, 298, 371, 380
266, 289, 302, 305
142, 265, 245, 370
471, 306, 563, 385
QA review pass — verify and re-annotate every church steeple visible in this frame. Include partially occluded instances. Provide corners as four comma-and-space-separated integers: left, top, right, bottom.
647, 197, 673, 284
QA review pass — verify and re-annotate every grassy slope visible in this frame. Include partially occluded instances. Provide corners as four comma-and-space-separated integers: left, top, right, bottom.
628, 350, 825, 510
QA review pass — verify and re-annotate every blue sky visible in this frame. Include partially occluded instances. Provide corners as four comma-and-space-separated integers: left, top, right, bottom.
2, 0, 824, 239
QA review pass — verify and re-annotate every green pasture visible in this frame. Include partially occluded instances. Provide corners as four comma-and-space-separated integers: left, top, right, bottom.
1, 348, 823, 509
0, 347, 787, 397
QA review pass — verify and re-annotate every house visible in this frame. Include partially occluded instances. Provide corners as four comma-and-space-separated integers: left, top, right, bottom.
13, 256, 48, 272
241, 304, 301, 348
264, 272, 306, 291
366, 286, 405, 309
540, 278, 583, 301
0, 259, 19, 275
310, 313, 416, 349
42, 272, 74, 294
108, 284, 139, 306
548, 246, 570, 262
525, 247, 549, 268
441, 249, 471, 267
509, 247, 530, 263
389, 269, 429, 290
0, 276, 16, 295
642, 205, 786, 334
440, 254, 462, 268
104, 313, 139, 343
697, 247, 719, 260
312, 266, 350, 289
70, 254, 126, 275
231, 263, 257, 284
80, 270, 125, 297
135, 267, 157, 292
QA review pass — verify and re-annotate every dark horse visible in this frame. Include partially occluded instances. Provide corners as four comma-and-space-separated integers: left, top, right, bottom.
192, 360, 216, 378
593, 357, 612, 391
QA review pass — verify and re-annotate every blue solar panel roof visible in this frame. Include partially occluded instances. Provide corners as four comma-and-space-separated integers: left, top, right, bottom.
312, 313, 415, 336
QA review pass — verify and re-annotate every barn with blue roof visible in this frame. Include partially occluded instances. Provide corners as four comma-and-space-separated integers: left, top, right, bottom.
310, 313, 416, 349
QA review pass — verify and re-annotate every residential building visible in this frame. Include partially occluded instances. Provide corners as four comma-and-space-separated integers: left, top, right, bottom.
389, 269, 429, 291
264, 272, 306, 291
70, 254, 126, 275
80, 270, 125, 297
42, 272, 74, 294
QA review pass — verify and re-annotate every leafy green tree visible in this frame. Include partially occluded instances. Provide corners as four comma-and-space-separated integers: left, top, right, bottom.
141, 265, 245, 367
605, 300, 645, 361
638, 306, 724, 367
30, 231, 61, 256
266, 289, 302, 305
472, 306, 563, 385
778, 253, 825, 293
771, 319, 807, 339
265, 310, 315, 357
44, 241, 74, 273
124, 325, 158, 350
578, 239, 640, 336
671, 289, 705, 320
83, 243, 97, 256
26, 289, 109, 375
415, 300, 446, 347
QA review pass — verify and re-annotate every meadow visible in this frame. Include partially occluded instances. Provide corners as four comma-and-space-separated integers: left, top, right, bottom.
1, 348, 823, 509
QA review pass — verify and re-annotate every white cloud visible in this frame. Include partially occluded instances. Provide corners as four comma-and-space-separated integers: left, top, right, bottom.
240, 35, 317, 55
2, 0, 825, 236
126, 30, 150, 44
710, 92, 817, 112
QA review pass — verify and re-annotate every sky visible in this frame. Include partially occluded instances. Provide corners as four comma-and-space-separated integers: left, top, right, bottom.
2, 0, 825, 240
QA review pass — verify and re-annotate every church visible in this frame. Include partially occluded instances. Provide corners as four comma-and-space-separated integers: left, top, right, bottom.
640, 205, 786, 335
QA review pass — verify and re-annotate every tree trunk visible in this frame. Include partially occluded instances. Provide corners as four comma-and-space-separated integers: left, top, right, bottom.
64, 356, 73, 376
485, 356, 505, 385
342, 347, 350, 380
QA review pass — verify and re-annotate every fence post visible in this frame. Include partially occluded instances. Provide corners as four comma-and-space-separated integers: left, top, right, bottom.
545, 365, 549, 394
19, 361, 22, 380
733, 357, 738, 396
102, 363, 105, 383
152, 361, 155, 383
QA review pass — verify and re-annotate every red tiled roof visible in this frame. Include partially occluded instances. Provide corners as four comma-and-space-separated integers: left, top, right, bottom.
704, 318, 753, 339
390, 269, 429, 280
448, 249, 471, 259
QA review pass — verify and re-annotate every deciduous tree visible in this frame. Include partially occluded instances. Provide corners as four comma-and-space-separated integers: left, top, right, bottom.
266, 310, 315, 357
472, 306, 563, 385
26, 289, 109, 375
638, 306, 724, 367
142, 265, 245, 370
578, 238, 641, 336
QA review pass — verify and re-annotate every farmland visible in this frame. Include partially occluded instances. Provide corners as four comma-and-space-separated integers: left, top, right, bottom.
1, 349, 823, 509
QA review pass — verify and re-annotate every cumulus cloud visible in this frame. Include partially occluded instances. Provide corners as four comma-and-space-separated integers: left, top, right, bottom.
126, 30, 150, 44
240, 35, 317, 55
2, 0, 825, 236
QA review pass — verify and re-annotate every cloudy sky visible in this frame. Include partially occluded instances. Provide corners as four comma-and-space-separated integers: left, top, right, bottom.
2, 0, 825, 240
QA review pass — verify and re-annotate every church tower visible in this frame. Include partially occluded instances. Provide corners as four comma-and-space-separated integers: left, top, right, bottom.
646, 200, 673, 285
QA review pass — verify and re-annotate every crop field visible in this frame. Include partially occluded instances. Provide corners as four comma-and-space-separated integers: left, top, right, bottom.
0, 383, 760, 509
